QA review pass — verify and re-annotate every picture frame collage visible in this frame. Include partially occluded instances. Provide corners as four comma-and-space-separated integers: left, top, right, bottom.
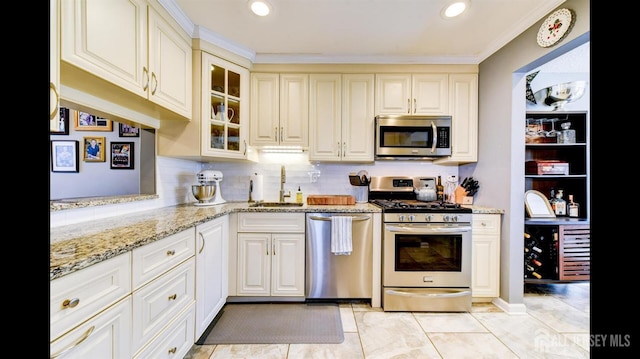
50, 108, 139, 172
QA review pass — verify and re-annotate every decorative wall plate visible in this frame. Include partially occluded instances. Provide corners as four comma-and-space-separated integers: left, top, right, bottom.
536, 8, 575, 48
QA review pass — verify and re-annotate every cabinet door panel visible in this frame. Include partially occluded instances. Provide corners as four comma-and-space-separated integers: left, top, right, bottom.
61, 0, 147, 96
250, 73, 280, 145
271, 233, 305, 296
280, 74, 309, 146
342, 74, 375, 161
147, 6, 192, 117
237, 233, 271, 295
309, 74, 342, 160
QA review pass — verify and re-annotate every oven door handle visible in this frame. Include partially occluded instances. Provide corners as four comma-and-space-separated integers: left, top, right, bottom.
385, 225, 471, 233
386, 289, 472, 298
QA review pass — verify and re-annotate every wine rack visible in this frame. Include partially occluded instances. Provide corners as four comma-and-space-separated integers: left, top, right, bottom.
524, 224, 589, 283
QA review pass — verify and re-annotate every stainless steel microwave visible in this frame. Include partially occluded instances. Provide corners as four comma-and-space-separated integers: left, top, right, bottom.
375, 115, 452, 159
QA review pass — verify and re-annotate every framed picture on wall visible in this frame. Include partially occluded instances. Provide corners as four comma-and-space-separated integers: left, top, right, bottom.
119, 123, 140, 137
83, 136, 106, 162
51, 140, 79, 172
50, 107, 70, 135
110, 142, 134, 169
74, 110, 113, 131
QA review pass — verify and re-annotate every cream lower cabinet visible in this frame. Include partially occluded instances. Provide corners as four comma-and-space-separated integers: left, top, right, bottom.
309, 73, 375, 162
50, 253, 132, 358
236, 213, 305, 297
50, 297, 132, 359
131, 228, 196, 357
194, 216, 229, 339
471, 214, 501, 298
250, 73, 309, 147
60, 0, 192, 119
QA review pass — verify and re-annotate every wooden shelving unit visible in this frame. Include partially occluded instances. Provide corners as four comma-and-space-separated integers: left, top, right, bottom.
524, 111, 590, 283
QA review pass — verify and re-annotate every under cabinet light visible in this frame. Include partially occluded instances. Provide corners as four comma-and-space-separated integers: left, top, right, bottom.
261, 146, 304, 153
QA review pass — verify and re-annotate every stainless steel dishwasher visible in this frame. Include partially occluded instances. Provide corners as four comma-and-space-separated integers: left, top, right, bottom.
305, 213, 373, 299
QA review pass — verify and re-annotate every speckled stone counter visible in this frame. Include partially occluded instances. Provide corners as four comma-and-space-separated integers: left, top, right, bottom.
465, 205, 505, 214
50, 202, 381, 281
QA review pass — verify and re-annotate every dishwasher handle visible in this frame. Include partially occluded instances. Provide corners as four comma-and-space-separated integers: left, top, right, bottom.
308, 215, 371, 222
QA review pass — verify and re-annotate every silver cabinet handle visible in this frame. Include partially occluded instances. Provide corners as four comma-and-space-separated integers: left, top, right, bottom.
50, 82, 59, 120
309, 215, 371, 222
62, 298, 80, 309
142, 67, 149, 91
151, 72, 158, 95
50, 326, 95, 359
413, 98, 417, 113
431, 120, 437, 152
198, 232, 205, 254
166, 249, 175, 256
275, 127, 279, 142
407, 99, 411, 114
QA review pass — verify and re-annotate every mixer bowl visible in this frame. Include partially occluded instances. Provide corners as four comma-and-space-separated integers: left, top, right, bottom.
192, 185, 216, 203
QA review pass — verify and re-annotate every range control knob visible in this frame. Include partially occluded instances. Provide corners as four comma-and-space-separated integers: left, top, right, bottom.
408, 214, 416, 222
398, 215, 405, 222
444, 215, 458, 222
424, 215, 433, 222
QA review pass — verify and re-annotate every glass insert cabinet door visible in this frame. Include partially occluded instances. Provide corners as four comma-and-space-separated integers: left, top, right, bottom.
204, 54, 248, 156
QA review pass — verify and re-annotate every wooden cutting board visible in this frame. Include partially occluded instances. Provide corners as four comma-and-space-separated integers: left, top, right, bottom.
307, 195, 356, 205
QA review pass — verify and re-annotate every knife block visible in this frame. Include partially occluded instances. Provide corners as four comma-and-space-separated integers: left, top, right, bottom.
454, 186, 473, 204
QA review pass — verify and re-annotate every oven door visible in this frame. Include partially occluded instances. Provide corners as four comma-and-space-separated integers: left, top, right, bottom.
383, 222, 472, 287
383, 222, 472, 312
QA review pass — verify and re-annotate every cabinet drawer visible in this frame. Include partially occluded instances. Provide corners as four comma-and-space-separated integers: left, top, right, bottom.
132, 227, 195, 290
132, 258, 195, 353
50, 253, 131, 342
50, 296, 132, 359
238, 212, 305, 232
133, 303, 195, 359
472, 214, 501, 234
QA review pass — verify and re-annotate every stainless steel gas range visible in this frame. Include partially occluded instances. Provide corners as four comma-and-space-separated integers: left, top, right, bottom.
369, 176, 473, 312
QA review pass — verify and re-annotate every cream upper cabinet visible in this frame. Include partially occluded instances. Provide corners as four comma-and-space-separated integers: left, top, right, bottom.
250, 73, 309, 147
435, 73, 478, 164
375, 74, 448, 115
50, 0, 60, 132
309, 74, 374, 162
146, 3, 192, 118
201, 53, 250, 158
472, 214, 501, 298
60, 0, 192, 119
157, 51, 251, 161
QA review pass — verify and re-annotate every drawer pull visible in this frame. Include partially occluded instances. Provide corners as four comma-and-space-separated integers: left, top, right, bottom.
168, 347, 177, 354
167, 249, 176, 256
50, 325, 95, 359
62, 298, 80, 309
198, 232, 205, 254
168, 294, 177, 300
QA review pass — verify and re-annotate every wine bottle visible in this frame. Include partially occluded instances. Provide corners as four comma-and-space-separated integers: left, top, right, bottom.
436, 176, 444, 201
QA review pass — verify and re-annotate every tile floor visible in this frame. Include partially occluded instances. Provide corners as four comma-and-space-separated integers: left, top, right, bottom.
184, 282, 589, 358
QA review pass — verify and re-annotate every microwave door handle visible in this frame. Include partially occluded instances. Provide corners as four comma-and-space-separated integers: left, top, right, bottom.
431, 121, 437, 152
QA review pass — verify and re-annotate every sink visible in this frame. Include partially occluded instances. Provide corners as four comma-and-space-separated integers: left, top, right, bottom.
249, 202, 304, 207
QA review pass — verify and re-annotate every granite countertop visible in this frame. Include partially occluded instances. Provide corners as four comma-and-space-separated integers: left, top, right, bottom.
50, 202, 381, 280
50, 201, 503, 281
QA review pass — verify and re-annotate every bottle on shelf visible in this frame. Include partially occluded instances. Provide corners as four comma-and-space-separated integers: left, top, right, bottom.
549, 187, 557, 213
436, 176, 444, 201
554, 189, 567, 216
568, 194, 579, 217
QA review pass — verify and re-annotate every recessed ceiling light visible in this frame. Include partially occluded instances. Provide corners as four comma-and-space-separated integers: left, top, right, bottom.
248, 0, 272, 17
442, 1, 469, 18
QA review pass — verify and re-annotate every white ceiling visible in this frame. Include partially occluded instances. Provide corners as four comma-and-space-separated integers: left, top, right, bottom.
167, 0, 568, 64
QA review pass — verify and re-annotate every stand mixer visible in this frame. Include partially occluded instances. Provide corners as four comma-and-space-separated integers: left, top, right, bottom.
193, 170, 226, 206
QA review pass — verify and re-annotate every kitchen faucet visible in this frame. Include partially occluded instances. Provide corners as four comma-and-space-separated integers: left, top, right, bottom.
279, 165, 291, 202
